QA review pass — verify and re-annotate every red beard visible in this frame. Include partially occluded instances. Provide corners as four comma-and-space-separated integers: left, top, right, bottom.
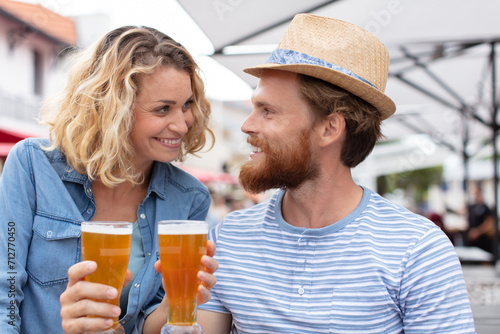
239, 129, 319, 194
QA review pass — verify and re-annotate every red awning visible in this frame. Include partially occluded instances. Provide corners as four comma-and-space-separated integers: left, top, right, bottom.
0, 128, 40, 158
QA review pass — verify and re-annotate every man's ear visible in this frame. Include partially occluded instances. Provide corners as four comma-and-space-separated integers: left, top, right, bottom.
318, 113, 345, 147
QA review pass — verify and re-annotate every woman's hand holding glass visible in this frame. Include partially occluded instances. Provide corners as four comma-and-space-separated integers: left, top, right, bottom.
60, 221, 133, 334
60, 262, 133, 334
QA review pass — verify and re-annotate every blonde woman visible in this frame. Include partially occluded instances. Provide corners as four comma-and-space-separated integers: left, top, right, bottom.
0, 26, 218, 334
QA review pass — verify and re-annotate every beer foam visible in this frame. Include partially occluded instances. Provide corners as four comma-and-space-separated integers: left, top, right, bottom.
158, 222, 208, 235
81, 223, 133, 235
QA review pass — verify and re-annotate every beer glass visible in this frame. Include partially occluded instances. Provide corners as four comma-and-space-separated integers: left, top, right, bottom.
81, 221, 133, 334
158, 220, 208, 334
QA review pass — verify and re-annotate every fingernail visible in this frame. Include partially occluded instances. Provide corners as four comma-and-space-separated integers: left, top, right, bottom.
107, 288, 118, 298
112, 306, 121, 316
86, 262, 96, 271
104, 319, 113, 326
198, 271, 208, 280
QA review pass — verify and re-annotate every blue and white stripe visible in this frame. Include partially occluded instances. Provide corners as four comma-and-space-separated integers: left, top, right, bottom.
199, 187, 476, 333
266, 49, 379, 90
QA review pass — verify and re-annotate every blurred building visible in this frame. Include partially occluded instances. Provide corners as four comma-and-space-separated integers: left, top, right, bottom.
0, 0, 77, 168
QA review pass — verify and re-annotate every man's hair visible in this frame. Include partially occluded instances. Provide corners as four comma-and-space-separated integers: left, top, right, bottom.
41, 26, 213, 187
297, 74, 383, 167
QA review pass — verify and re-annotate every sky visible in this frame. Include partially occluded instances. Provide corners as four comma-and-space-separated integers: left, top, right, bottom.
21, 0, 254, 101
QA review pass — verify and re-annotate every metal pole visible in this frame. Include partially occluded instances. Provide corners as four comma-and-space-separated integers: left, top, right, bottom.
490, 41, 499, 262
462, 112, 470, 218
391, 73, 490, 128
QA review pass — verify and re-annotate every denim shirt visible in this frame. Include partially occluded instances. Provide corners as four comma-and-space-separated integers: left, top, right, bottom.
0, 138, 211, 333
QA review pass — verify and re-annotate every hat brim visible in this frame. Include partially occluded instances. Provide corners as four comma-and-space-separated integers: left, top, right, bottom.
244, 63, 396, 120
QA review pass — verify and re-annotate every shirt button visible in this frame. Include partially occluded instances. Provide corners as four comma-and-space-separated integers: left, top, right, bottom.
87, 208, 93, 214
298, 287, 305, 295
121, 320, 126, 324
140, 213, 146, 219
147, 253, 151, 256
47, 231, 53, 238
86, 188, 92, 194
134, 283, 140, 288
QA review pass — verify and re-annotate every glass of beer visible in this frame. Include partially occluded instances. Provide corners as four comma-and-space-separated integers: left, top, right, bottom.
81, 221, 133, 334
158, 220, 208, 334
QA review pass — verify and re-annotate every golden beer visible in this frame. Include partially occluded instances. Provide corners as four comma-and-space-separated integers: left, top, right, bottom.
81, 221, 133, 329
158, 221, 208, 326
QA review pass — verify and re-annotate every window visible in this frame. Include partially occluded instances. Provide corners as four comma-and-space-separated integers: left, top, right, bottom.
33, 50, 43, 95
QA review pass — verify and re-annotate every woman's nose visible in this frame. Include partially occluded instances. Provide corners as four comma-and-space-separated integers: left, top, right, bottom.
169, 109, 192, 134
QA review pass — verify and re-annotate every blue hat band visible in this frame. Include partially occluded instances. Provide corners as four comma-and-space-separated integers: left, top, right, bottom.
266, 49, 379, 90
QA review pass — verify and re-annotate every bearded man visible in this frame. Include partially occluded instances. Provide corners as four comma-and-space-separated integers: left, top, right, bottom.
197, 14, 475, 334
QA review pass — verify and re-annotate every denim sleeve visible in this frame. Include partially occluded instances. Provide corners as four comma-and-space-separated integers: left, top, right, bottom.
0, 141, 36, 332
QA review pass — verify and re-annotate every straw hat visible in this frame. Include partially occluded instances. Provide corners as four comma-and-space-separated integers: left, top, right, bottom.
244, 14, 396, 119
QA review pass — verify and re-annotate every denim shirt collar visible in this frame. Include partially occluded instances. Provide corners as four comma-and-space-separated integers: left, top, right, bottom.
148, 161, 168, 200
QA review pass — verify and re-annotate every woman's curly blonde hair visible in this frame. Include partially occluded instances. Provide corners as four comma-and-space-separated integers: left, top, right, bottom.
41, 26, 214, 187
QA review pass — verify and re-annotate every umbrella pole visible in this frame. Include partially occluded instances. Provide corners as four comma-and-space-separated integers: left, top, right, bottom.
490, 41, 499, 262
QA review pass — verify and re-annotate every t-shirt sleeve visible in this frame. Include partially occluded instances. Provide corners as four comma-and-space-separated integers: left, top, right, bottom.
399, 227, 476, 333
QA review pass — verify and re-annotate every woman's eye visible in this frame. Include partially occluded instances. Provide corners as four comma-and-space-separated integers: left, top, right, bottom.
182, 100, 193, 111
158, 105, 170, 113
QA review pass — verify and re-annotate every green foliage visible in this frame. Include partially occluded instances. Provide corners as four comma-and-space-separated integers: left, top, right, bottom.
377, 166, 443, 204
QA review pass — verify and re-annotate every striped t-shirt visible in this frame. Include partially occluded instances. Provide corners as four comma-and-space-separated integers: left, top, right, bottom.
199, 187, 476, 333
